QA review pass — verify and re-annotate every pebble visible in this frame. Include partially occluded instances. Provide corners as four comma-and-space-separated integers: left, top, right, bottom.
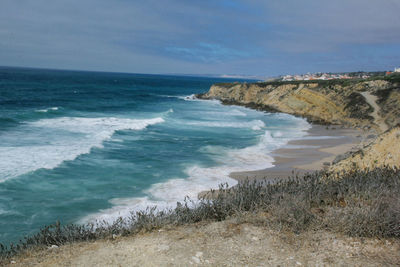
158, 244, 170, 252
195, 251, 203, 258
48, 245, 59, 249
11, 260, 16, 264
112, 234, 121, 239
192, 256, 201, 264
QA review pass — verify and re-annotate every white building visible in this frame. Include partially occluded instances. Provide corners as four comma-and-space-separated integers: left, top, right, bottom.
395, 67, 400, 73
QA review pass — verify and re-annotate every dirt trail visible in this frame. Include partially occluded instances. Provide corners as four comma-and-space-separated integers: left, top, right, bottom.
9, 219, 400, 267
361, 92, 389, 132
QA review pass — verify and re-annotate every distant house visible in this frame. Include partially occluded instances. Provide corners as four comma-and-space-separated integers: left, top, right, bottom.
395, 67, 400, 73
282, 75, 293, 81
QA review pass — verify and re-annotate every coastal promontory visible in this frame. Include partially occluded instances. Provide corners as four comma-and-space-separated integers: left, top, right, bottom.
198, 76, 400, 132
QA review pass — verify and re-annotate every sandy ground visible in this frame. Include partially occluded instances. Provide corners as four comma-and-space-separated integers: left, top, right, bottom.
330, 126, 400, 172
9, 216, 400, 267
229, 124, 369, 182
360, 92, 389, 132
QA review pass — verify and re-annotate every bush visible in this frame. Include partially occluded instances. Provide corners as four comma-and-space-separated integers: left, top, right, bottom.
1, 168, 399, 261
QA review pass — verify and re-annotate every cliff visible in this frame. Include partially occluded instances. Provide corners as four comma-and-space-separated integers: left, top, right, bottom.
198, 76, 400, 132
330, 126, 400, 173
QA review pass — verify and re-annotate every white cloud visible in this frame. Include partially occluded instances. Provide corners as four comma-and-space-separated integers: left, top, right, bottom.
0, 0, 399, 75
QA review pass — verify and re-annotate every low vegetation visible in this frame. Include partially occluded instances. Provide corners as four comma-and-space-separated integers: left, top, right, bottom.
214, 72, 400, 88
1, 168, 399, 263
368, 72, 400, 84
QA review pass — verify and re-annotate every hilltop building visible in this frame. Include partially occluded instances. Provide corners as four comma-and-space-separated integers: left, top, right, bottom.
395, 67, 400, 73
281, 72, 359, 81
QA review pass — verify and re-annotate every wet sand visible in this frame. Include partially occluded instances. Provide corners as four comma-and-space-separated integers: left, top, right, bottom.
229, 124, 366, 183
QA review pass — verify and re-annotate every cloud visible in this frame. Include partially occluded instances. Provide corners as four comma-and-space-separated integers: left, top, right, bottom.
0, 0, 399, 75
166, 43, 252, 63
262, 0, 400, 52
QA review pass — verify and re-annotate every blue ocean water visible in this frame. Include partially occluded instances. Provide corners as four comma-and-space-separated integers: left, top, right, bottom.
0, 67, 309, 245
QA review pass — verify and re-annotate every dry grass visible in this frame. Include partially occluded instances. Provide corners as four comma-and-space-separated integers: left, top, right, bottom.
1, 167, 399, 263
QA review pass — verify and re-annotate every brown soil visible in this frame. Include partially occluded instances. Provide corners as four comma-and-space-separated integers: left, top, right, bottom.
360, 92, 389, 132
9, 216, 400, 267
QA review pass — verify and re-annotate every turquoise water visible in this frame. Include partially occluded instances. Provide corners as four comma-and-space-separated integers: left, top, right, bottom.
0, 67, 309, 245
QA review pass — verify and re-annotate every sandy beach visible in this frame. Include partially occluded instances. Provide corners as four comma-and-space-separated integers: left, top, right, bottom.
229, 124, 369, 182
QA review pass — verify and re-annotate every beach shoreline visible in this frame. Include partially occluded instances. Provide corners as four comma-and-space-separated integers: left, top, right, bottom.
199, 123, 370, 199
229, 124, 368, 182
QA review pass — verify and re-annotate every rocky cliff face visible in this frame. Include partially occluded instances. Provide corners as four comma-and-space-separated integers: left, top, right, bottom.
198, 79, 400, 131
330, 126, 400, 172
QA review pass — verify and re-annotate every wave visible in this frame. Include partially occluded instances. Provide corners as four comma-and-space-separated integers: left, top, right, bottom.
0, 117, 19, 129
178, 95, 222, 105
177, 94, 196, 101
81, 164, 238, 223
298, 135, 344, 140
160, 94, 221, 104
35, 107, 59, 113
185, 119, 266, 130
81, 119, 311, 225
0, 117, 164, 182
158, 94, 196, 100
201, 109, 247, 117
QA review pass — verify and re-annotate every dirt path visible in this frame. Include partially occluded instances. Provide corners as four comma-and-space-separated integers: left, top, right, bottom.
9, 218, 400, 267
361, 92, 389, 132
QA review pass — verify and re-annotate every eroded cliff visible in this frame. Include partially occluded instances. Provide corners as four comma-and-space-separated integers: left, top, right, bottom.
198, 77, 400, 131
330, 126, 400, 173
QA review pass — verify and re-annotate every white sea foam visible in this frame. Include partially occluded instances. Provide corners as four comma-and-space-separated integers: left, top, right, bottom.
201, 109, 247, 117
81, 118, 311, 225
35, 107, 59, 113
185, 119, 266, 130
230, 109, 247, 117
177, 94, 222, 104
0, 117, 164, 182
81, 164, 238, 223
0, 207, 20, 216
297, 135, 344, 140
159, 94, 196, 101
177, 94, 196, 101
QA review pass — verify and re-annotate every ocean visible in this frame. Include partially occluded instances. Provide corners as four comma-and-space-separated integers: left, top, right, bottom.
0, 67, 310, 245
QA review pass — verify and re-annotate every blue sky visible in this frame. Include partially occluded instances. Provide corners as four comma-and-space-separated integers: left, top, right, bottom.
1, 0, 399, 76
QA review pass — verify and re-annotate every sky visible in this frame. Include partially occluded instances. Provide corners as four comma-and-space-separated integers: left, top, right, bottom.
1, 0, 400, 77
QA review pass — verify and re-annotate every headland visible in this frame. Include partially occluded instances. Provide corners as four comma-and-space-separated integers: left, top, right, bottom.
198, 74, 400, 195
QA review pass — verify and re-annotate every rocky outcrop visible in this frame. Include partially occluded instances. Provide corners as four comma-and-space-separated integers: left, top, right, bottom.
374, 86, 400, 127
330, 126, 400, 173
198, 78, 400, 131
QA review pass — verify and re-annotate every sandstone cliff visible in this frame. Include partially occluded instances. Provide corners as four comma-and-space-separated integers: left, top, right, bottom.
330, 126, 400, 172
198, 77, 400, 132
